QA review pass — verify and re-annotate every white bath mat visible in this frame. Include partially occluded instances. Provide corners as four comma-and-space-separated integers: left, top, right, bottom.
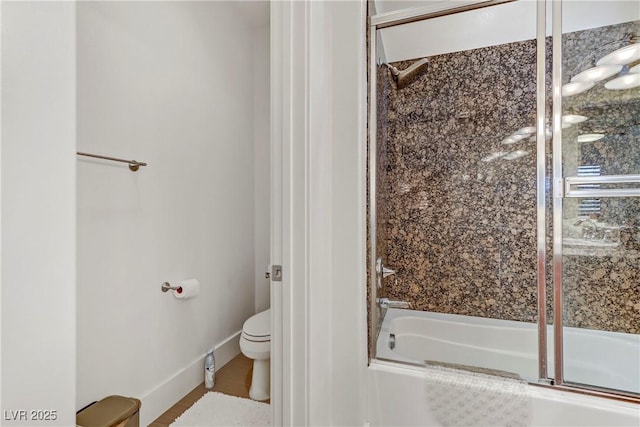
424, 363, 532, 427
170, 392, 270, 427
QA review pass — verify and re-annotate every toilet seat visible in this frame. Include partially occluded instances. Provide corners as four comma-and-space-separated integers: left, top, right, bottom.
239, 308, 271, 401
240, 309, 271, 358
242, 332, 270, 343
242, 309, 270, 340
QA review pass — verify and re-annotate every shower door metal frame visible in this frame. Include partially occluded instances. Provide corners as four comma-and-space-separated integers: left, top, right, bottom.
368, 5, 378, 359
368, 0, 640, 403
551, 0, 565, 389
535, 0, 549, 382
549, 1, 640, 402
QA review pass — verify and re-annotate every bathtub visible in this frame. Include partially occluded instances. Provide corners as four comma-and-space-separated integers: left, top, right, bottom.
376, 308, 640, 394
367, 361, 640, 426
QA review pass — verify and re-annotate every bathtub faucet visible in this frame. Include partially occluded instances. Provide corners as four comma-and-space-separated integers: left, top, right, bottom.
377, 298, 411, 309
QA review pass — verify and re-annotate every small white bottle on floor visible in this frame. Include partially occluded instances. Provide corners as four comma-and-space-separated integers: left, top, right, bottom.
204, 348, 215, 389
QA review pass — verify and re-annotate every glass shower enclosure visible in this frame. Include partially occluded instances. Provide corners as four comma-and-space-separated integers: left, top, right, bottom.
368, 0, 639, 400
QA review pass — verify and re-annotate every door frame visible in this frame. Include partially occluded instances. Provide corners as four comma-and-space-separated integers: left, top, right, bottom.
270, 1, 369, 425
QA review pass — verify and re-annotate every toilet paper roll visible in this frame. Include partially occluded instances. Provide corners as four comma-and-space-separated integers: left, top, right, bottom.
173, 279, 200, 299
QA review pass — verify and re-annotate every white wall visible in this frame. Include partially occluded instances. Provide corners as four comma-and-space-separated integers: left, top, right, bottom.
76, 2, 257, 424
254, 23, 271, 313
376, 0, 639, 62
1, 2, 77, 425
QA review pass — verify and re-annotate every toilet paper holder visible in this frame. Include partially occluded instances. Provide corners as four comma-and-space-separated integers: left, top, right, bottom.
161, 282, 180, 293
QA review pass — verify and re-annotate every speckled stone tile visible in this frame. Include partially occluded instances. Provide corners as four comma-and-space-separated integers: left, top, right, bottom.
560, 20, 640, 333
563, 252, 640, 334
368, 20, 640, 335
377, 38, 539, 323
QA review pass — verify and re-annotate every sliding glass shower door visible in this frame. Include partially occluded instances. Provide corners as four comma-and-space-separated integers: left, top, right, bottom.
368, 0, 541, 380
555, 1, 640, 395
368, 0, 640, 401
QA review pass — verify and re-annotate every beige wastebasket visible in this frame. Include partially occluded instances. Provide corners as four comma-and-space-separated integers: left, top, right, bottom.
76, 395, 141, 427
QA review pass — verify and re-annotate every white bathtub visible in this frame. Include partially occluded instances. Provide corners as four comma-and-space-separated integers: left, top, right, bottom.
367, 361, 640, 426
376, 308, 640, 394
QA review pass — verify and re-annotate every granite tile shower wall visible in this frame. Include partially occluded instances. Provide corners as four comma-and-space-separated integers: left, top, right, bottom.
373, 21, 639, 333
561, 20, 639, 334
378, 38, 540, 323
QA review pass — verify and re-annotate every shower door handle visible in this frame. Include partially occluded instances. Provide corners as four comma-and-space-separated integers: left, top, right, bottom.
564, 174, 640, 198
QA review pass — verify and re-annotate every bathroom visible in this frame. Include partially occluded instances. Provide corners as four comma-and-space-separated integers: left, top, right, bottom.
2, 1, 272, 425
1, 1, 639, 427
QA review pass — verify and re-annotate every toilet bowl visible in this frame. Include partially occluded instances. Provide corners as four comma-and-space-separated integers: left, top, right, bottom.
239, 308, 270, 401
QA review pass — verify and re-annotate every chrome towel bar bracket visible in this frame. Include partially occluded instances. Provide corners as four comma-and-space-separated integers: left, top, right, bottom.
77, 151, 148, 172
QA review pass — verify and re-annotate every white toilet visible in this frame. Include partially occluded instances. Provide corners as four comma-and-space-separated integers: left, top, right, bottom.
239, 308, 271, 401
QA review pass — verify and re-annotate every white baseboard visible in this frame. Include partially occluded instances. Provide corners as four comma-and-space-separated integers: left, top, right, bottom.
213, 329, 242, 369
139, 330, 241, 426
